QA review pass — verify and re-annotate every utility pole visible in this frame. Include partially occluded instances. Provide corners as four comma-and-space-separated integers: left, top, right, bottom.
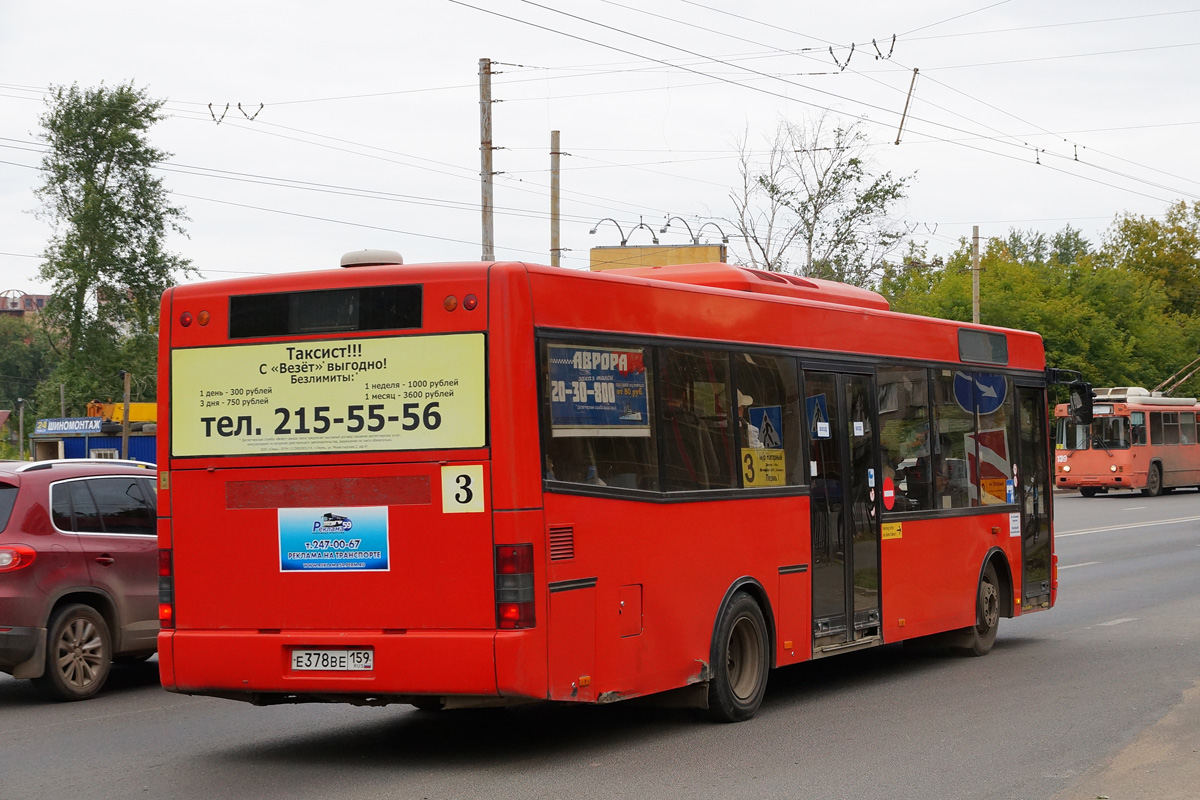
972, 225, 980, 324
60, 383, 65, 417
120, 370, 131, 460
550, 130, 561, 266
479, 57, 495, 262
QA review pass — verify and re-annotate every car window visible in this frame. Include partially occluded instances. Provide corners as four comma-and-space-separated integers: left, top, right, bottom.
67, 481, 104, 532
87, 477, 156, 535
0, 481, 16, 532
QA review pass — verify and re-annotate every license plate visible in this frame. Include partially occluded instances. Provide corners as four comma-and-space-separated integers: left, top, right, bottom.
291, 648, 374, 671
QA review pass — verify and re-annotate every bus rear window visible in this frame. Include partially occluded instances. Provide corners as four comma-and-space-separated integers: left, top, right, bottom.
958, 329, 1008, 365
229, 285, 422, 338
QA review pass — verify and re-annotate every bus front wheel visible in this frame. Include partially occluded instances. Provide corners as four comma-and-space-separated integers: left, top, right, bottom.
1142, 464, 1163, 497
965, 564, 1000, 657
1080, 487, 1098, 498
707, 592, 769, 723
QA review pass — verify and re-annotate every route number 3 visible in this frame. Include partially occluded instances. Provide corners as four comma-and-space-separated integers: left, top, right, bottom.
441, 465, 485, 514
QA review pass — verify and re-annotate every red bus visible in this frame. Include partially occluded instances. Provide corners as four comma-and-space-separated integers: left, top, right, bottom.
156, 253, 1072, 721
1055, 386, 1200, 496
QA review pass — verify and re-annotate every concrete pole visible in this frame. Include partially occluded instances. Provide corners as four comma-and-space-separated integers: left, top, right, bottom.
550, 130, 561, 266
120, 370, 131, 460
479, 58, 495, 262
972, 225, 980, 324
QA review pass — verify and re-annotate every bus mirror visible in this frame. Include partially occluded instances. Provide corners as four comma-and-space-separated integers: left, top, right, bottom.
1068, 381, 1094, 425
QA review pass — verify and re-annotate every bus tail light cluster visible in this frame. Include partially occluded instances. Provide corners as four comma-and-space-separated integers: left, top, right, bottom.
0, 545, 37, 573
495, 544, 535, 629
158, 549, 175, 629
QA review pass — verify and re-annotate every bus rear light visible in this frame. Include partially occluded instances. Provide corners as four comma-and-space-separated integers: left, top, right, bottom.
495, 544, 535, 629
179, 311, 193, 327
158, 548, 175, 629
444, 295, 458, 311
464, 294, 478, 311
198, 310, 211, 326
0, 545, 37, 573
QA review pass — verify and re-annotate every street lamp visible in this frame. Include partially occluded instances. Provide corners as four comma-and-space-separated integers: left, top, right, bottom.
588, 218, 628, 246
660, 216, 698, 244
629, 217, 659, 245
698, 221, 730, 244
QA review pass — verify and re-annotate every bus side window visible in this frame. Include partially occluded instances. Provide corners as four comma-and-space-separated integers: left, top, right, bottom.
660, 347, 735, 491
540, 340, 659, 491
1131, 411, 1147, 445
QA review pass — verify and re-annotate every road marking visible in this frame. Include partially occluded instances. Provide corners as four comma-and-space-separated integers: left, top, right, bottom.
1058, 515, 1200, 537
1098, 618, 1136, 626
1060, 561, 1099, 570
1123, 506, 1147, 511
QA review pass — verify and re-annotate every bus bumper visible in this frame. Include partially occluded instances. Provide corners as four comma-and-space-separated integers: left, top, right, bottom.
161, 629, 505, 702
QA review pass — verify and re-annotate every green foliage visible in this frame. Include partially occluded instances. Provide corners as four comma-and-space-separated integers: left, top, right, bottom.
33, 81, 191, 416
0, 314, 60, 449
884, 214, 1200, 399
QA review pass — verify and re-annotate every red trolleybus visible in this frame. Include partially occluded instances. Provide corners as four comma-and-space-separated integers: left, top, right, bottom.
1055, 386, 1200, 496
157, 252, 1075, 721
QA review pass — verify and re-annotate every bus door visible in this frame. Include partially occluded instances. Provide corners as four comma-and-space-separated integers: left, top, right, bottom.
804, 369, 882, 652
1017, 384, 1053, 609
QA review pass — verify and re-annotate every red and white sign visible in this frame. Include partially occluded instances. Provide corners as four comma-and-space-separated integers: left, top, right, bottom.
882, 476, 895, 510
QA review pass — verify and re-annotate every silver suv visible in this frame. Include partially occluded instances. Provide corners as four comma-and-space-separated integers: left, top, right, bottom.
0, 459, 158, 700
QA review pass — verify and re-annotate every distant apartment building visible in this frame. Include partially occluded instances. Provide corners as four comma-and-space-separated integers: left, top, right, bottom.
0, 289, 49, 317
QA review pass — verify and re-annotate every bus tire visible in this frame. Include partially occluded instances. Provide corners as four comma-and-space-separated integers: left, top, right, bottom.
1080, 487, 1098, 498
33, 604, 112, 701
965, 563, 1001, 657
1142, 464, 1163, 497
707, 591, 769, 723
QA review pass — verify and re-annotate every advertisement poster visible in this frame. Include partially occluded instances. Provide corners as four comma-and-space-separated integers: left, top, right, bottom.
278, 506, 389, 572
742, 405, 786, 487
171, 333, 485, 457
547, 344, 650, 437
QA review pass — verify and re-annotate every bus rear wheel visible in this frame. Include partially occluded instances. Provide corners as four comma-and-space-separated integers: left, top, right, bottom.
707, 592, 769, 723
1142, 464, 1163, 497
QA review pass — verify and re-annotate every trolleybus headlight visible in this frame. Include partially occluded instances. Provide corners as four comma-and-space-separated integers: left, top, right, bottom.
444, 295, 458, 312
180, 311, 193, 327
464, 294, 478, 311
198, 310, 211, 326
1111, 465, 1118, 472
1062, 465, 1070, 473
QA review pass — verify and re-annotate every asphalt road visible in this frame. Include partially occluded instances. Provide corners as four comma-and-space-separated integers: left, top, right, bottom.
1, 490, 1197, 800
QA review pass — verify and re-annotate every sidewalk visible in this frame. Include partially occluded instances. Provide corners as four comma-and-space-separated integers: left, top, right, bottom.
1055, 680, 1200, 800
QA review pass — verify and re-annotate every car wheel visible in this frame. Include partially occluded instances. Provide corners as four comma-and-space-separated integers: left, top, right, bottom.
34, 604, 112, 701
707, 592, 769, 722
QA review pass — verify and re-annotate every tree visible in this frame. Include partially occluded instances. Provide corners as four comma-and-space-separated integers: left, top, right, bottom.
33, 81, 191, 417
0, 314, 60, 457
728, 115, 912, 287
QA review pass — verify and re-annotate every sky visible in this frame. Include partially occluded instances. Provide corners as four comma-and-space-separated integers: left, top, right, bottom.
3, 0, 1199, 295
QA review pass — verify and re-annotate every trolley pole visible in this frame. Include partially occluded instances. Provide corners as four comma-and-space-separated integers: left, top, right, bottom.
972, 225, 980, 324
550, 130, 561, 266
479, 58, 495, 262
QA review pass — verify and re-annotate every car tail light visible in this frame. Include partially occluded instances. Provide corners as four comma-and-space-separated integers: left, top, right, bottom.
0, 545, 37, 573
495, 544, 535, 629
158, 548, 175, 629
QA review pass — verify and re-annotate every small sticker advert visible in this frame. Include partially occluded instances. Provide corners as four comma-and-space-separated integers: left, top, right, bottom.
1009, 512, 1021, 538
882, 522, 903, 540
279, 506, 389, 572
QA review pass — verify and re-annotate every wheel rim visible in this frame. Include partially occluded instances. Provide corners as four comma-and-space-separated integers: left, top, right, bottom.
977, 579, 999, 635
54, 618, 105, 689
1149, 467, 1161, 494
726, 617, 763, 702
